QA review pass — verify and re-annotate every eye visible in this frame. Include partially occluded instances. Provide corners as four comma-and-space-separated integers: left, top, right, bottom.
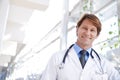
91, 29, 96, 32
82, 27, 87, 30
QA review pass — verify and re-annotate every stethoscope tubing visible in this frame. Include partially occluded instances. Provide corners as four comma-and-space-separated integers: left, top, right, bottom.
61, 44, 104, 74
62, 44, 101, 63
62, 44, 74, 63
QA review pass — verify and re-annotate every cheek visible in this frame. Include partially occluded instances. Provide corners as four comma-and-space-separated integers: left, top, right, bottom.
91, 31, 97, 37
92, 34, 98, 39
94, 33, 98, 37
77, 30, 82, 37
77, 27, 83, 33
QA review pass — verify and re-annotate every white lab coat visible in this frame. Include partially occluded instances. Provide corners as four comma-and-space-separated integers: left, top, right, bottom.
41, 47, 120, 80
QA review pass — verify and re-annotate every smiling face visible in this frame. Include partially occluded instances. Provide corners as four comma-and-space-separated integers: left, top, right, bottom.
76, 19, 98, 49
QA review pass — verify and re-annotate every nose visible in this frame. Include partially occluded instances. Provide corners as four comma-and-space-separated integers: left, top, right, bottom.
85, 30, 91, 36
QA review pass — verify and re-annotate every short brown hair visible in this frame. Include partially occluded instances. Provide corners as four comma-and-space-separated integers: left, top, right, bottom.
76, 13, 102, 35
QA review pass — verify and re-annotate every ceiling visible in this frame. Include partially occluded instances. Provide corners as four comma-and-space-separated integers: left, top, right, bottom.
0, 0, 49, 72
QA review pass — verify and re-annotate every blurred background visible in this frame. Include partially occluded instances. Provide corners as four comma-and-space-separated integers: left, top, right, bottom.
0, 0, 120, 80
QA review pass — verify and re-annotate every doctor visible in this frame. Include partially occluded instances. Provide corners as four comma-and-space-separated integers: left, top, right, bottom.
41, 13, 120, 80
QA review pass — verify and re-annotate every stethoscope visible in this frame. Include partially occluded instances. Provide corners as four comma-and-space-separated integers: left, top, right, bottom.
59, 44, 105, 74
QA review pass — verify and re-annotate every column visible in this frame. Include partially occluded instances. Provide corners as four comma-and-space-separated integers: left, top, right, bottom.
60, 0, 69, 50
0, 0, 9, 51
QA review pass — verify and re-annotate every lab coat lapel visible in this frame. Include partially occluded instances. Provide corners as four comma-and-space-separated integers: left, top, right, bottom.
82, 51, 97, 75
68, 47, 82, 69
83, 56, 95, 71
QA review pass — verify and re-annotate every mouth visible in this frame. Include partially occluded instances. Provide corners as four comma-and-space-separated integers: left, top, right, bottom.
82, 36, 91, 40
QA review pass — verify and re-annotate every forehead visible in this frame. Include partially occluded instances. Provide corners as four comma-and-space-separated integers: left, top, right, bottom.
82, 19, 93, 25
80, 19, 97, 29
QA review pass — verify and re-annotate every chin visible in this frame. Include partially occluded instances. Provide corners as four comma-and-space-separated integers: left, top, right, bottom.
83, 43, 91, 46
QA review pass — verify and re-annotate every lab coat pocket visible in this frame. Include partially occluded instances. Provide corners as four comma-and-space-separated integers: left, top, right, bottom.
92, 71, 108, 80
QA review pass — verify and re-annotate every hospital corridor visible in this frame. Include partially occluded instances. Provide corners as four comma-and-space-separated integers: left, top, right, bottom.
0, 0, 120, 80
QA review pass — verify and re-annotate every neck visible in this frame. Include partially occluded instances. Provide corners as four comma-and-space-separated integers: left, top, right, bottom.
76, 42, 92, 50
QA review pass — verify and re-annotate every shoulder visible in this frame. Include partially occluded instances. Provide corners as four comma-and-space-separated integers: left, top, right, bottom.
99, 55, 120, 78
48, 50, 67, 64
93, 50, 112, 65
99, 54, 118, 71
52, 50, 66, 58
99, 54, 112, 65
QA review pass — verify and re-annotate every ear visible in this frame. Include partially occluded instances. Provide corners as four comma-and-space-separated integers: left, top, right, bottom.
76, 27, 78, 36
